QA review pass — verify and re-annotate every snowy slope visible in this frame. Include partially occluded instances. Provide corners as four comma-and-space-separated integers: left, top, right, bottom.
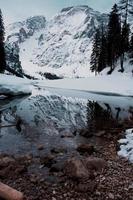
6, 6, 107, 78
36, 74, 133, 97
0, 74, 32, 96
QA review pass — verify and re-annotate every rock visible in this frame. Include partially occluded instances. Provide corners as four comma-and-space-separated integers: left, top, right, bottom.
64, 157, 106, 180
79, 129, 93, 138
95, 131, 106, 137
50, 163, 63, 173
61, 133, 74, 138
77, 144, 95, 155
30, 175, 38, 183
108, 193, 115, 199
0, 156, 15, 167
37, 144, 44, 151
15, 165, 27, 174
52, 197, 56, 200
64, 158, 90, 180
84, 157, 106, 172
129, 183, 133, 189
78, 181, 96, 192
51, 147, 67, 155
40, 155, 56, 168
24, 153, 33, 160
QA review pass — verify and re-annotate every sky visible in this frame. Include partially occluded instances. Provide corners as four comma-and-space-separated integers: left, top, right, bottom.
0, 0, 119, 25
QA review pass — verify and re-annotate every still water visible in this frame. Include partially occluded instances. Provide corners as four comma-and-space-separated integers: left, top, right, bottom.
0, 86, 133, 156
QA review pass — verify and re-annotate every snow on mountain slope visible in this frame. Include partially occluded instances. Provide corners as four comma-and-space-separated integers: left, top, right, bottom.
6, 6, 107, 78
0, 74, 32, 96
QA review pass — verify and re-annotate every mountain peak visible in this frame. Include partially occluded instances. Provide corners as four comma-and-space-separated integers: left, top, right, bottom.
61, 5, 90, 12
6, 6, 107, 78
26, 16, 46, 30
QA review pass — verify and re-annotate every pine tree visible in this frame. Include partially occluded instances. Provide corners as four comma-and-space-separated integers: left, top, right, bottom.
120, 22, 130, 71
129, 33, 133, 64
118, 0, 133, 71
119, 0, 133, 24
90, 28, 101, 75
98, 24, 108, 72
0, 9, 6, 73
107, 4, 121, 73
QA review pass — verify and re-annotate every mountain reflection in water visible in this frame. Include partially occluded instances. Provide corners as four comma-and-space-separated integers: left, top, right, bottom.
0, 91, 133, 155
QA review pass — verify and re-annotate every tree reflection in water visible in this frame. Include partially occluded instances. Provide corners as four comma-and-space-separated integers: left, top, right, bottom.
86, 101, 123, 132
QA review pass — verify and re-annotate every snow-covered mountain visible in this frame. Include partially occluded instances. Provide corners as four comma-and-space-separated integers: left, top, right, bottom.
6, 6, 107, 78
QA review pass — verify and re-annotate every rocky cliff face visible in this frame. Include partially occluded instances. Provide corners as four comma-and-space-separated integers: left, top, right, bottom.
5, 16, 46, 77
6, 6, 107, 78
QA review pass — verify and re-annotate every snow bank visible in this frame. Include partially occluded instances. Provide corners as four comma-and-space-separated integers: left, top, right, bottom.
118, 129, 133, 163
0, 74, 32, 96
38, 74, 133, 97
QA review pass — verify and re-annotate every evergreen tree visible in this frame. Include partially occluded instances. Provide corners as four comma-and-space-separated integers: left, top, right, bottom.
0, 9, 6, 73
90, 28, 101, 75
129, 33, 133, 64
98, 24, 108, 72
107, 4, 121, 73
118, 0, 133, 71
120, 22, 130, 71
119, 0, 133, 24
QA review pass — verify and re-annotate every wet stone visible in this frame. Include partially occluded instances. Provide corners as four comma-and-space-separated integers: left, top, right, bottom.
37, 144, 44, 151
77, 144, 95, 155
79, 129, 93, 138
40, 155, 56, 168
51, 147, 67, 155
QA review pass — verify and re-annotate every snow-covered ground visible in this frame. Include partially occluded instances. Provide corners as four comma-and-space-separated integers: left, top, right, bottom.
36, 74, 133, 97
1, 71, 133, 98
0, 74, 32, 96
118, 129, 133, 163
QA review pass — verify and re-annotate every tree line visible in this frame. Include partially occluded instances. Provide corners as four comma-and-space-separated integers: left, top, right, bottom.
0, 1, 133, 76
90, 0, 133, 75
0, 9, 6, 73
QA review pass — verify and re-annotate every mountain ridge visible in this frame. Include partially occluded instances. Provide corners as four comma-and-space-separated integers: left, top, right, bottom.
5, 6, 108, 78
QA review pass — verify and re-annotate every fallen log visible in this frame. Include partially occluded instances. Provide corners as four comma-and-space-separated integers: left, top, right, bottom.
0, 182, 23, 200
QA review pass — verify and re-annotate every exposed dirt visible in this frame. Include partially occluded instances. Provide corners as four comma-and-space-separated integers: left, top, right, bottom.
0, 127, 133, 200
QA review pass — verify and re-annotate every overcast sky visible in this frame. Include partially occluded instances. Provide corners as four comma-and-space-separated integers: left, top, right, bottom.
0, 0, 118, 25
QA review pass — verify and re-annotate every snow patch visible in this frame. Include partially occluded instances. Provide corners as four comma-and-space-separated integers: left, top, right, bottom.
0, 74, 32, 96
118, 129, 133, 163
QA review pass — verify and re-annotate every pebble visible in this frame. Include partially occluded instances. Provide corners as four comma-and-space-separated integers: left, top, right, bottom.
38, 144, 44, 150
108, 193, 114, 199
129, 183, 133, 189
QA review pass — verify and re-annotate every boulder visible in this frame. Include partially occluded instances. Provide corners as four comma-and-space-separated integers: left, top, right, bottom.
77, 144, 95, 155
84, 157, 107, 172
64, 158, 89, 180
64, 157, 107, 180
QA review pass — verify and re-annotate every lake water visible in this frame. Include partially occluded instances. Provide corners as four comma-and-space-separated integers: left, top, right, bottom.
0, 85, 133, 156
